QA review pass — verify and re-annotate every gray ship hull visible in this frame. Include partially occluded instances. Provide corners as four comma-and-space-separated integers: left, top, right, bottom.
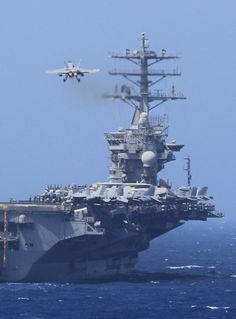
0, 200, 187, 282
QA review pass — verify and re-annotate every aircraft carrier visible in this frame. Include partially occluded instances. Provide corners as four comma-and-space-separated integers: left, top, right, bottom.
0, 34, 222, 282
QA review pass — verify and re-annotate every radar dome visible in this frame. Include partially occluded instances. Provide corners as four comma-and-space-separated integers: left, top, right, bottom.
141, 151, 157, 167
138, 112, 148, 125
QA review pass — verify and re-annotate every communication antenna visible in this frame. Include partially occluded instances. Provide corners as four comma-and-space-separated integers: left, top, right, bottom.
3, 204, 8, 269
184, 156, 192, 186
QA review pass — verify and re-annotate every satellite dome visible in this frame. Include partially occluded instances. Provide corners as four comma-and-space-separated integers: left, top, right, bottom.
141, 151, 157, 167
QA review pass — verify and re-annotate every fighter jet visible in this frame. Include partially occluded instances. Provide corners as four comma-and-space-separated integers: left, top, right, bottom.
45, 61, 99, 82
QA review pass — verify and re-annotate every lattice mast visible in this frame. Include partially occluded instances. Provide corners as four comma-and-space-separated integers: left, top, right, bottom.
108, 33, 185, 126
105, 33, 186, 185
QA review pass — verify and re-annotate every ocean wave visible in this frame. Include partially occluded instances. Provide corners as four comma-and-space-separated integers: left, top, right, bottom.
166, 265, 203, 270
205, 306, 230, 310
17, 297, 30, 301
191, 305, 230, 310
230, 275, 236, 278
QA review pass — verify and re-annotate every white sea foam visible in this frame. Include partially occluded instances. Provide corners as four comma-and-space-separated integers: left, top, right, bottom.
17, 297, 30, 301
230, 275, 236, 278
191, 305, 230, 310
166, 265, 203, 270
205, 306, 230, 310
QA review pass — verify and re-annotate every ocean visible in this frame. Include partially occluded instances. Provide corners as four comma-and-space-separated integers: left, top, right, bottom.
0, 218, 235, 319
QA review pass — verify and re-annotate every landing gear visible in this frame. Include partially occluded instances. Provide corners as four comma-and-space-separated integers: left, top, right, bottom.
76, 76, 80, 83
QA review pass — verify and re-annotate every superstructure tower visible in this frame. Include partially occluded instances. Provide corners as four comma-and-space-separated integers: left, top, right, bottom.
105, 33, 186, 185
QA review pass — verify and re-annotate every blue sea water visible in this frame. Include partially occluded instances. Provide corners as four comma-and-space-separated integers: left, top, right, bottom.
0, 218, 235, 319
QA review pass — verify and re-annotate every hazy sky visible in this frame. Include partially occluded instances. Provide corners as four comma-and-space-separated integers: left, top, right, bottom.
0, 1, 235, 218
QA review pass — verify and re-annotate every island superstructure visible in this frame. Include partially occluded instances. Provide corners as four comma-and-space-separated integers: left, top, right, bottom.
105, 33, 186, 185
0, 34, 222, 282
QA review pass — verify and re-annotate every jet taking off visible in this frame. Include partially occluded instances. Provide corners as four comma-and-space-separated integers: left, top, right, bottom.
45, 61, 99, 82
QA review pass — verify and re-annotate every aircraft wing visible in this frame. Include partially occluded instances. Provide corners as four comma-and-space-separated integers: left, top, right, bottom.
78, 68, 100, 74
45, 68, 68, 75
